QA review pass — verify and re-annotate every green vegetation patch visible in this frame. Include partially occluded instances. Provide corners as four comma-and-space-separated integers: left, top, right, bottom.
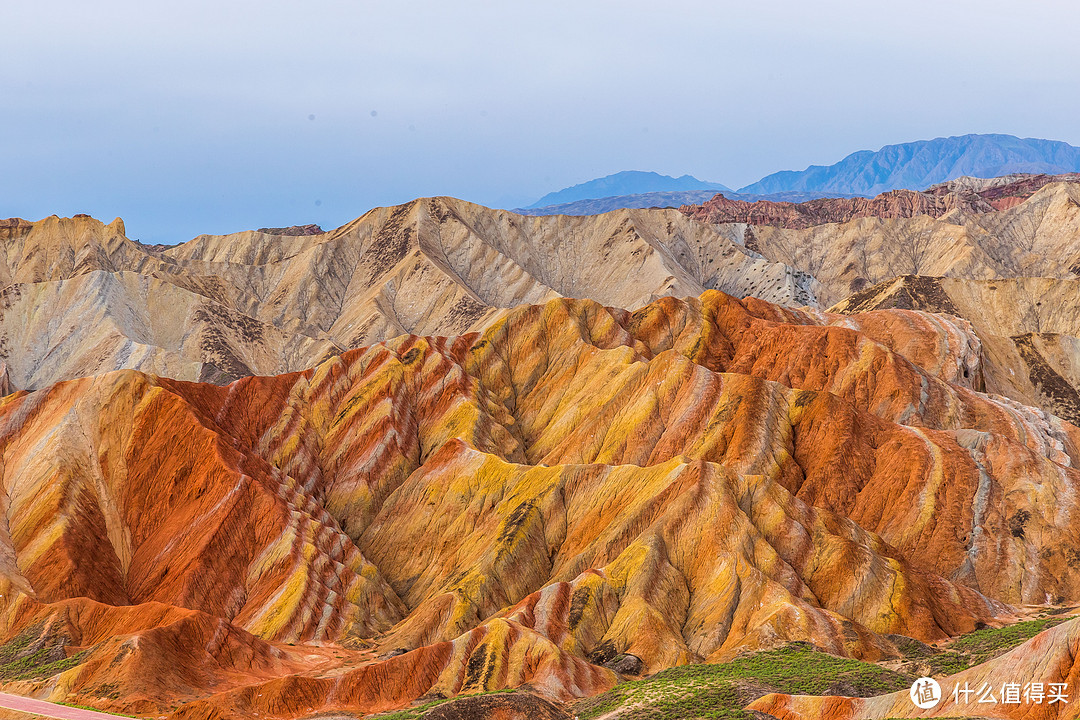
573, 642, 913, 720
363, 617, 1075, 719
365, 688, 515, 720
0, 624, 89, 682
900, 616, 1071, 677
0, 647, 88, 681
949, 617, 1068, 665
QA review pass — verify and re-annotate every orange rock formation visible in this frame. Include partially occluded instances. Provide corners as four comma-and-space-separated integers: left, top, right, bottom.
3, 289, 1080, 717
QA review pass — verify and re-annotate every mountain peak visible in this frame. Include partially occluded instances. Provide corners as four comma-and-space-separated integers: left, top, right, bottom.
738, 133, 1080, 196
524, 170, 731, 209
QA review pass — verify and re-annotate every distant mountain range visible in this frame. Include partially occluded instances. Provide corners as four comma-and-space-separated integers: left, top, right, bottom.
523, 170, 731, 209
521, 134, 1080, 215
519, 190, 859, 216
740, 134, 1080, 196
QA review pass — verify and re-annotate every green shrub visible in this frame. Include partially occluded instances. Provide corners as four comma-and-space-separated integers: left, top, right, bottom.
574, 643, 912, 720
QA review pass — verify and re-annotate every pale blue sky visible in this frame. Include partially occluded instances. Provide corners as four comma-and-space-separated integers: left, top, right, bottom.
3, 0, 1079, 243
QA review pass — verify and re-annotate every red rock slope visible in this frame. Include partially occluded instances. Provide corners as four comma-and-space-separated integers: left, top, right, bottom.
680, 173, 1080, 229
2, 291, 1080, 718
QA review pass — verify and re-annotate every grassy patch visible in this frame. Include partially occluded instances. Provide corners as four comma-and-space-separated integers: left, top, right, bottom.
950, 617, 1068, 665
373, 617, 1075, 719
0, 627, 36, 661
365, 688, 516, 719
0, 624, 89, 682
573, 642, 913, 720
8, 648, 87, 681
900, 616, 1070, 677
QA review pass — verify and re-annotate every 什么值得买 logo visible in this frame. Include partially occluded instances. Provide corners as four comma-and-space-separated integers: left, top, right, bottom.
911, 677, 1069, 708
910, 677, 941, 709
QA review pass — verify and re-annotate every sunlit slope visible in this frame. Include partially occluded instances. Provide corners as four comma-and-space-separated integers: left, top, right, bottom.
834, 275, 1080, 427
0, 200, 813, 391
3, 291, 1080, 717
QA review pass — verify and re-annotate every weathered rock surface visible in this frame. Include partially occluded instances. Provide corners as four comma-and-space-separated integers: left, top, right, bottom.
4, 291, 1080, 718
7, 177, 1080, 399
833, 275, 1080, 427
697, 181, 1080, 306
0, 201, 816, 390
683, 172, 1080, 231
682, 187, 995, 229
930, 172, 1080, 209
680, 181, 1080, 428
255, 224, 324, 236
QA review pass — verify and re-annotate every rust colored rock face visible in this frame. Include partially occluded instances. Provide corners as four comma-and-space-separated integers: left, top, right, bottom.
1, 289, 1079, 718
680, 189, 992, 229
680, 173, 1080, 229
832, 275, 1080, 428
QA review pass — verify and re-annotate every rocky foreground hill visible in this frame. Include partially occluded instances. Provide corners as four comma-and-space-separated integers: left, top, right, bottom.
681, 176, 1080, 431
3, 181, 1080, 719
0, 288, 1077, 719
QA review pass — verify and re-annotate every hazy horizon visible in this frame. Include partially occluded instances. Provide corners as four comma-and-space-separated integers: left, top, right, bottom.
5, 0, 1080, 243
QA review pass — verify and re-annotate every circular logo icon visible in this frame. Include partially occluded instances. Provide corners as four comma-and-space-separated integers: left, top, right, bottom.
910, 677, 942, 709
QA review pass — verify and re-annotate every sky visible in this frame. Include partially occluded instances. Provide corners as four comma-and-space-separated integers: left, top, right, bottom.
4, 0, 1080, 244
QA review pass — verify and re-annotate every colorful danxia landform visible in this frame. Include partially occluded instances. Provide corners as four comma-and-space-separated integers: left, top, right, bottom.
3, 176, 1080, 718
1, 288, 1080, 718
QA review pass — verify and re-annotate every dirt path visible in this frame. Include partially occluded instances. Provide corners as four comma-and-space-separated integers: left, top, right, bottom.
0, 693, 136, 720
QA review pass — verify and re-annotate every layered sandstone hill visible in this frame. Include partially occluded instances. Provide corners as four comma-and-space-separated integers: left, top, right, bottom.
5, 291, 1080, 718
833, 276, 1080, 427
931, 172, 1080, 209
687, 181, 1080, 307
5, 176, 1080, 397
677, 179, 1080, 432
0, 202, 814, 391
681, 187, 993, 229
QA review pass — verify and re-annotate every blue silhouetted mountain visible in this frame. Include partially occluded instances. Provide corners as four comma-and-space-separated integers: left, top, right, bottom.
738, 134, 1080, 197
524, 171, 731, 209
